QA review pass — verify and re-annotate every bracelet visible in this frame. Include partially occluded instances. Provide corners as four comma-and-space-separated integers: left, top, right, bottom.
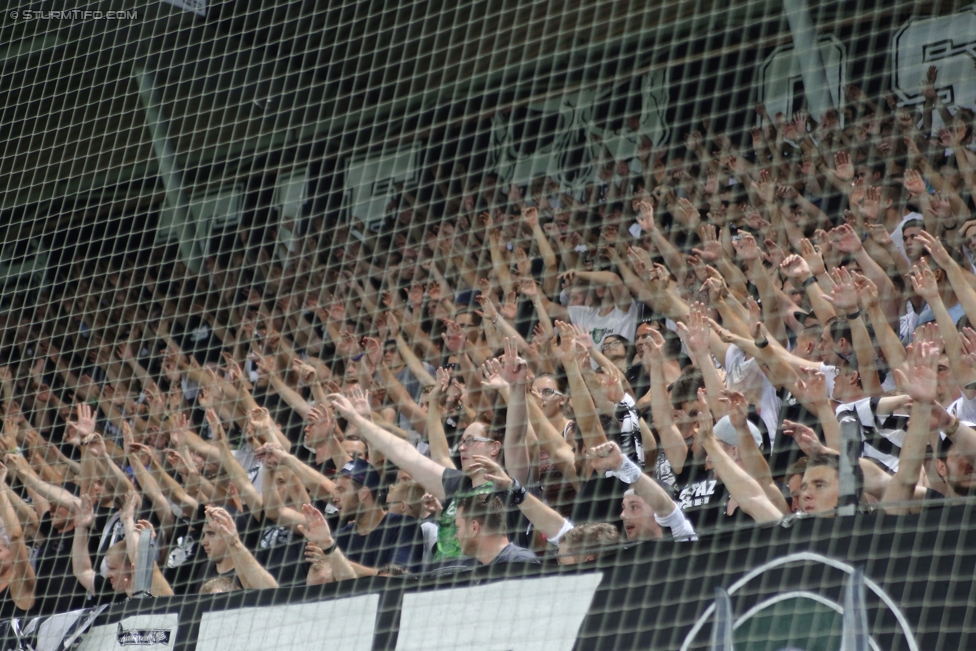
606, 456, 643, 484
492, 315, 500, 324
846, 309, 861, 320
945, 415, 961, 437
755, 338, 770, 349
801, 276, 817, 289
322, 540, 338, 556
351, 353, 364, 362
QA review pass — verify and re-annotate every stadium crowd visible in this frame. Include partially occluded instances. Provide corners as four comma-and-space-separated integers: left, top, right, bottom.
0, 67, 974, 618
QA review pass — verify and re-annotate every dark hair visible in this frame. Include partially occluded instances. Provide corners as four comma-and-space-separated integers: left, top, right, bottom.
670, 367, 704, 410
785, 456, 808, 480
828, 316, 853, 348
806, 454, 840, 473
456, 494, 507, 535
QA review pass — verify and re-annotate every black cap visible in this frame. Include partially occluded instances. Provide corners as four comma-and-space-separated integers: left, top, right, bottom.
339, 458, 383, 493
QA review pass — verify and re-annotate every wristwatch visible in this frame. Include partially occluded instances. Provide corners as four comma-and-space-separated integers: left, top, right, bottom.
508, 479, 527, 505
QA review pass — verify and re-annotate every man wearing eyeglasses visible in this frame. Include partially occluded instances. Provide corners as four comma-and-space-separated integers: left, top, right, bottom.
327, 393, 518, 567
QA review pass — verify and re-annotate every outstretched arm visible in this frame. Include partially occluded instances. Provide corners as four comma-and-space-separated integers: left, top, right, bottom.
329, 394, 449, 500
696, 394, 782, 524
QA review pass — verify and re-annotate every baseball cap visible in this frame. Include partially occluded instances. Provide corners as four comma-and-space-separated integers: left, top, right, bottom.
713, 415, 763, 449
339, 458, 383, 493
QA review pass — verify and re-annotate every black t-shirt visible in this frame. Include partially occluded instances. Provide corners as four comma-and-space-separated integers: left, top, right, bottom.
676, 465, 734, 532
334, 513, 425, 573
571, 474, 629, 530
162, 516, 210, 596
251, 517, 307, 588
34, 515, 90, 615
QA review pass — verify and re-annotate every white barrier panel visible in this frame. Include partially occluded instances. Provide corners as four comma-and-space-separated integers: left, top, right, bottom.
395, 574, 603, 651
196, 594, 380, 651
76, 614, 179, 651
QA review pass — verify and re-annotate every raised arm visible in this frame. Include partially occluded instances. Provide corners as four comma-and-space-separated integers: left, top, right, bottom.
0, 463, 35, 610
696, 393, 782, 524
426, 369, 459, 470
71, 496, 97, 593
206, 506, 278, 590
883, 342, 939, 514
328, 394, 449, 500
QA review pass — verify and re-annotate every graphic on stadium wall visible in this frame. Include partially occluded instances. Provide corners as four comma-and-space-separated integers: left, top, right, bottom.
891, 5, 976, 129
756, 36, 847, 125
680, 552, 917, 651
344, 144, 424, 227
486, 70, 670, 194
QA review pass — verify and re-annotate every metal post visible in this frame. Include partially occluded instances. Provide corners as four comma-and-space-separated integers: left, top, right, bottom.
133, 66, 201, 272
781, 0, 835, 119
709, 588, 735, 651
837, 415, 861, 516
132, 532, 156, 598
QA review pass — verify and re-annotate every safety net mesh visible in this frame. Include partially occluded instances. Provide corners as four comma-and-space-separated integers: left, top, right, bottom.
0, 1, 975, 650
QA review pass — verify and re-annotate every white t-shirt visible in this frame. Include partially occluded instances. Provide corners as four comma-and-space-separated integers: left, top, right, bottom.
724, 345, 781, 445
949, 393, 976, 423
567, 302, 639, 346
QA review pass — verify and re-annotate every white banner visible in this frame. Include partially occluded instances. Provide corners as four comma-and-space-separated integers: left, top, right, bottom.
196, 594, 379, 651
395, 574, 603, 651
76, 613, 178, 651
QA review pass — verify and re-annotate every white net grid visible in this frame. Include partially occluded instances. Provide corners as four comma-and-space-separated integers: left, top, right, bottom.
0, 0, 975, 650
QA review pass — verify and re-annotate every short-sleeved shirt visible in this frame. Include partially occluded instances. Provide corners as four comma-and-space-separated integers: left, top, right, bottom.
434, 470, 497, 562
567, 303, 639, 347
335, 513, 425, 573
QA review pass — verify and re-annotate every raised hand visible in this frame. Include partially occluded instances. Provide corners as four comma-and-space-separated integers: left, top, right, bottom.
441, 319, 466, 353
635, 198, 656, 232
829, 223, 863, 254
297, 503, 334, 548
326, 393, 359, 422
893, 342, 940, 404
499, 338, 528, 384
790, 367, 830, 407
68, 403, 97, 441
908, 261, 940, 302
798, 238, 827, 276
254, 442, 286, 469
782, 420, 831, 457
822, 266, 860, 312
585, 441, 626, 474
833, 151, 855, 182
347, 385, 372, 419
205, 506, 241, 544
75, 495, 95, 530
851, 272, 880, 310
468, 455, 513, 490
675, 302, 711, 356
914, 231, 953, 269
719, 390, 749, 429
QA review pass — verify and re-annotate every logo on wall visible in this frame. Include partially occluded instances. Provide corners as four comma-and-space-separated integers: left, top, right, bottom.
681, 552, 917, 651
757, 36, 847, 124
486, 70, 670, 195
344, 144, 423, 228
891, 5, 976, 130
